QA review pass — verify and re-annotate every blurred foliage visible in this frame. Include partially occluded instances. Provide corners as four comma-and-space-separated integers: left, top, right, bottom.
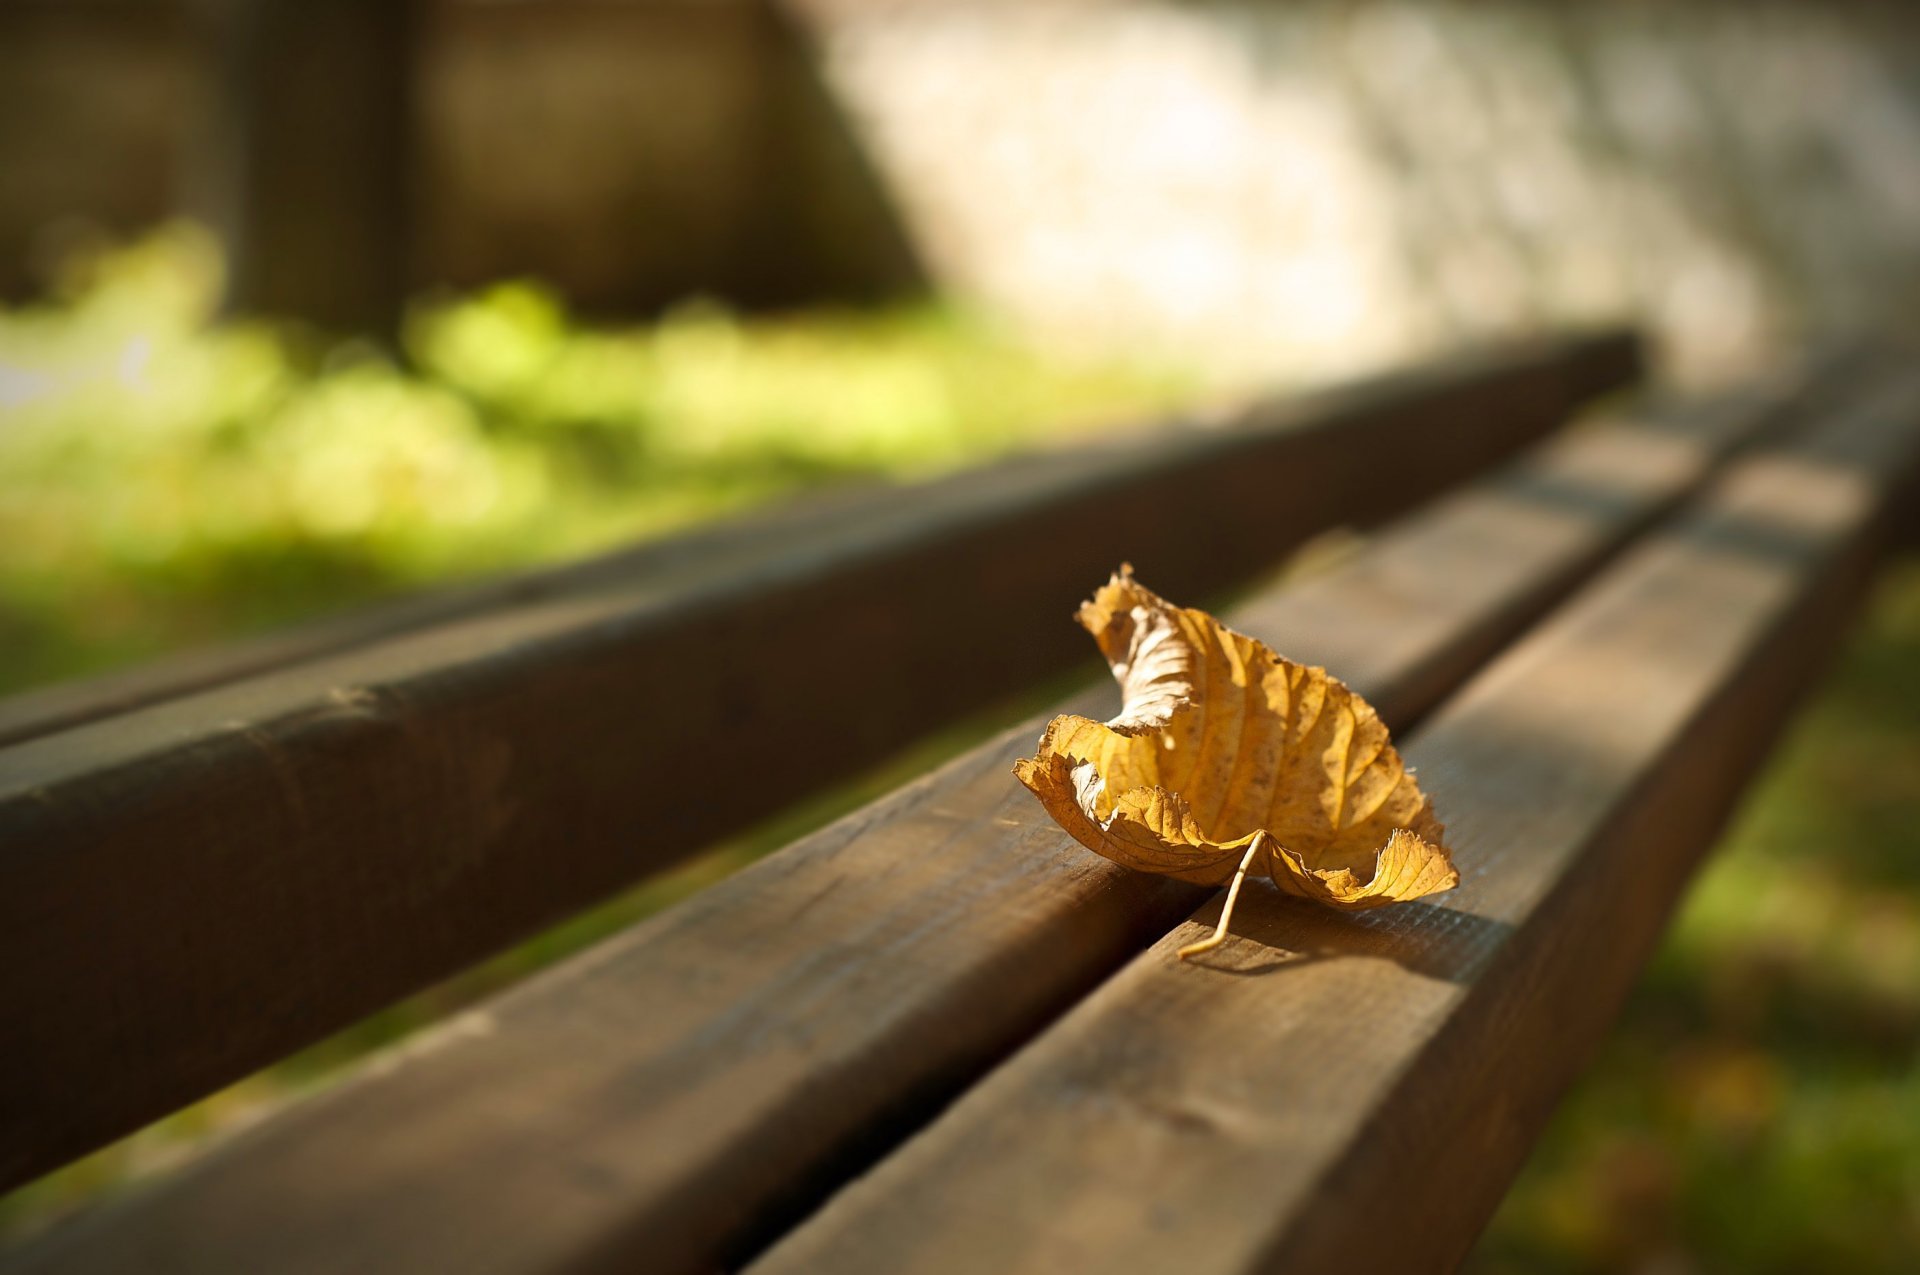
1472, 555, 1920, 1275
0, 223, 1199, 694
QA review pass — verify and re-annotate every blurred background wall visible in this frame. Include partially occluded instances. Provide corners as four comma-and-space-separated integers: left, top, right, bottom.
0, 0, 923, 324
803, 0, 1920, 382
6, 0, 1919, 381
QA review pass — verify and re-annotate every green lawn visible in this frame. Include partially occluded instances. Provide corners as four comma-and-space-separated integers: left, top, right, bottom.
0, 224, 1200, 694
1471, 554, 1920, 1274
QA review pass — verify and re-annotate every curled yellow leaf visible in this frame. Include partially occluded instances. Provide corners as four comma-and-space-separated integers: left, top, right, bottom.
1013, 568, 1458, 955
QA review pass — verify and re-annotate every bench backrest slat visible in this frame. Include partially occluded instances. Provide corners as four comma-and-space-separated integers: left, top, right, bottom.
13, 365, 1841, 1275
0, 332, 1638, 753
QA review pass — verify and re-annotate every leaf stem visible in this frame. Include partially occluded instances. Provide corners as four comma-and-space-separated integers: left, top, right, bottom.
1177, 830, 1267, 961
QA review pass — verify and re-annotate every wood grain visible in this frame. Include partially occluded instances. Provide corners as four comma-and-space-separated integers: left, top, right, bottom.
0, 335, 1639, 1189
3, 367, 1827, 1274
749, 376, 1920, 1275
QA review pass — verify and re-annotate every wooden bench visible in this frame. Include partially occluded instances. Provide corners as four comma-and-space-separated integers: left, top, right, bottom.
5, 329, 1915, 1274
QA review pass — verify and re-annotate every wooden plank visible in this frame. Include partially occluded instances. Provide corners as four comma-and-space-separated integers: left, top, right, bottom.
0, 331, 1636, 751
4, 366, 1827, 1274
0, 335, 1638, 1189
749, 376, 1920, 1275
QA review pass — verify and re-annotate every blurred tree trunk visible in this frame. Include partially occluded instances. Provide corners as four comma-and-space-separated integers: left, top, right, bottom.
187, 0, 420, 334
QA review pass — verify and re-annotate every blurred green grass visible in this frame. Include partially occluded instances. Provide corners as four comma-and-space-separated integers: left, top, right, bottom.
1470, 554, 1920, 1275
0, 223, 1200, 693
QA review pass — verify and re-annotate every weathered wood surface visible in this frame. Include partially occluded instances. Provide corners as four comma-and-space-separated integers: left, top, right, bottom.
751, 376, 1920, 1275
0, 335, 1638, 1189
4, 367, 1827, 1275
0, 332, 1635, 752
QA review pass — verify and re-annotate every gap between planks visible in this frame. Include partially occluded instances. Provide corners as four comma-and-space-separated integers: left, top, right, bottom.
749, 374, 1920, 1275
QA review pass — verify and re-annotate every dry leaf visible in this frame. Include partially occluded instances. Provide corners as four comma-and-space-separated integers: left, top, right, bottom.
1013, 567, 1459, 958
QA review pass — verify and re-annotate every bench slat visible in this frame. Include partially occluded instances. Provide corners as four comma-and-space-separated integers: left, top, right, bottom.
0, 333, 1636, 753
0, 334, 1638, 1189
751, 377, 1920, 1275
7, 368, 1823, 1274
